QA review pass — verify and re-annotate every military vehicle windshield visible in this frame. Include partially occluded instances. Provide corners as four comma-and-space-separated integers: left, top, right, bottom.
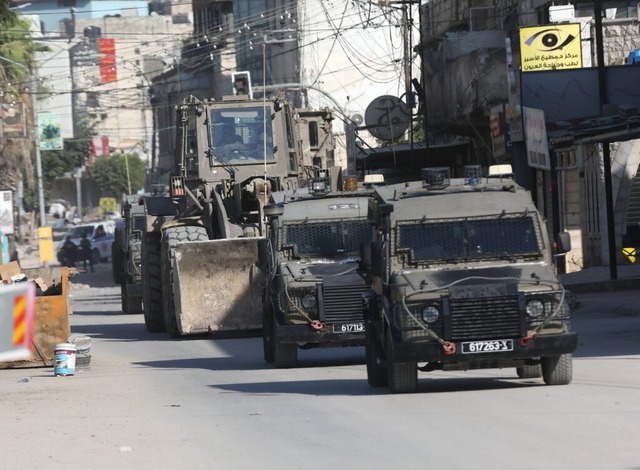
395, 214, 542, 263
282, 219, 371, 256
132, 215, 146, 233
210, 107, 274, 164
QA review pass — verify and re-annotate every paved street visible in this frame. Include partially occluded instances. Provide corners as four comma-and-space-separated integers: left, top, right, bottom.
1, 261, 639, 470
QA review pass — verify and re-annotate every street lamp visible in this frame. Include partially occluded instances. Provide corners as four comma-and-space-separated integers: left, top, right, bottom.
0, 54, 46, 228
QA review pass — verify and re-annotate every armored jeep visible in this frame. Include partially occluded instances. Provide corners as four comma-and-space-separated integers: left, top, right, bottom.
260, 169, 374, 368
364, 166, 577, 393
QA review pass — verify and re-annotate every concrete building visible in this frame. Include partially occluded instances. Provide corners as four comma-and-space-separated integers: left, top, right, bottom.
418, 0, 640, 272
151, 0, 419, 174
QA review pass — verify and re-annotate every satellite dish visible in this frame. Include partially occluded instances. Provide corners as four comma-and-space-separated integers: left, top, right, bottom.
351, 113, 363, 126
365, 95, 410, 141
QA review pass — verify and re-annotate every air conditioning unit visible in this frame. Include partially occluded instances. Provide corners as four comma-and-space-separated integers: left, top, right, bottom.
549, 4, 575, 23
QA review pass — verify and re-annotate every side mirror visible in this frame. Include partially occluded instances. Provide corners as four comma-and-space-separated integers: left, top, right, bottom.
369, 240, 386, 278
556, 232, 572, 254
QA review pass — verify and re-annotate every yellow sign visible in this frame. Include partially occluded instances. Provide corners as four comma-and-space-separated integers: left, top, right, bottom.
38, 226, 54, 263
622, 247, 637, 264
98, 197, 118, 217
520, 24, 582, 72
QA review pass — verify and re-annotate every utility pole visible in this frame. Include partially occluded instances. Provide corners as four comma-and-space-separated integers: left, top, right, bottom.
594, 0, 618, 280
402, 3, 413, 144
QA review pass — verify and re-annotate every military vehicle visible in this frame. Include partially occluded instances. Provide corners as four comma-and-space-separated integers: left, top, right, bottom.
112, 195, 145, 314
112, 188, 174, 317
145, 94, 326, 337
364, 165, 577, 393
259, 169, 375, 367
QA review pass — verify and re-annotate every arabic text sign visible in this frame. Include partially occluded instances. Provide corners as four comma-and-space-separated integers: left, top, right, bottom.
520, 24, 582, 72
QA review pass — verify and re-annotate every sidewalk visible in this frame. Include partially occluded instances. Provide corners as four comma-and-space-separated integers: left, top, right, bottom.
559, 263, 640, 293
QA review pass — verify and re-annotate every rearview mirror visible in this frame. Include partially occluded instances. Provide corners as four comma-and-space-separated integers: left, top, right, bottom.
556, 232, 572, 254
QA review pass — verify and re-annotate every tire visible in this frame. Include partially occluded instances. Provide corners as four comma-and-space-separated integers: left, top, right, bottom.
387, 332, 417, 393
142, 232, 165, 333
120, 283, 127, 312
274, 341, 297, 369
161, 225, 209, 338
366, 322, 388, 388
122, 282, 143, 314
112, 229, 124, 284
517, 363, 542, 379
541, 354, 573, 385
263, 294, 275, 364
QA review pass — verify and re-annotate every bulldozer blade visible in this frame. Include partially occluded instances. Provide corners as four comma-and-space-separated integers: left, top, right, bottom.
172, 238, 266, 334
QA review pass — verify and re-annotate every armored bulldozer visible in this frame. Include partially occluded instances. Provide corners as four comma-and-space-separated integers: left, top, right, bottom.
363, 165, 577, 393
259, 169, 376, 368
145, 94, 325, 336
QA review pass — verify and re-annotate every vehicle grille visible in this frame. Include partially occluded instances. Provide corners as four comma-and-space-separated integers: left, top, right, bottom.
448, 295, 521, 341
322, 284, 365, 323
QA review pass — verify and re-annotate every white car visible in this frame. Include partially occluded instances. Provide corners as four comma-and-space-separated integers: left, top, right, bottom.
56, 221, 116, 265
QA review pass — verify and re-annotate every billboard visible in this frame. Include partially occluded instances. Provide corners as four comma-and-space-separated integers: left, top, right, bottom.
0, 190, 13, 234
520, 24, 582, 72
523, 107, 550, 170
1, 102, 26, 138
99, 38, 117, 83
38, 113, 63, 150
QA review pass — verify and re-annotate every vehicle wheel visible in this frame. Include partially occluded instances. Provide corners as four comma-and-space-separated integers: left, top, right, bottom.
366, 322, 388, 388
122, 284, 143, 315
274, 341, 297, 369
111, 228, 124, 284
91, 249, 101, 265
161, 225, 209, 338
120, 283, 127, 312
263, 294, 275, 364
516, 363, 542, 379
541, 354, 573, 385
142, 232, 165, 333
387, 332, 417, 393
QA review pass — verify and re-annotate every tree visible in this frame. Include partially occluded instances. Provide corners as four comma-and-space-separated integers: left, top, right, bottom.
91, 153, 146, 198
40, 118, 93, 203
0, 1, 16, 25
0, 11, 48, 219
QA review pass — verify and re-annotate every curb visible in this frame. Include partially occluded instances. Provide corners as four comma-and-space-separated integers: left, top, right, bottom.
562, 278, 640, 293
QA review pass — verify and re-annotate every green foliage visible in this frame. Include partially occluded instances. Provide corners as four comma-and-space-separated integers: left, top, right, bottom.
0, 14, 48, 86
40, 119, 94, 201
91, 153, 146, 198
0, 1, 16, 27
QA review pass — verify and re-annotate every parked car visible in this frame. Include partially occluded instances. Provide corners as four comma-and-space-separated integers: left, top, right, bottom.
56, 220, 116, 265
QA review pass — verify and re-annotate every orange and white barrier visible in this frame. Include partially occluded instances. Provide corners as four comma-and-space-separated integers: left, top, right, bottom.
0, 283, 35, 362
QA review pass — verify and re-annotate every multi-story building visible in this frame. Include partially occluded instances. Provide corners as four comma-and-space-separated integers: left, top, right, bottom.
418, 0, 640, 271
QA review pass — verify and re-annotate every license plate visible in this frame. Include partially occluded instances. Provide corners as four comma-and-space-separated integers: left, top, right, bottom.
332, 322, 365, 333
461, 339, 513, 354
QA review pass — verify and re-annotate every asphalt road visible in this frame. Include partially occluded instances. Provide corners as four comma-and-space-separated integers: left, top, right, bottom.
1, 262, 639, 470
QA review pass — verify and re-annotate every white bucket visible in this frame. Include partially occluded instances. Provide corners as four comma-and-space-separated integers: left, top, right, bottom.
54, 343, 77, 376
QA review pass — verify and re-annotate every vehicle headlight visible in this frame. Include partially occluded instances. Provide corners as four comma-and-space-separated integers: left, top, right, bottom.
422, 305, 440, 323
410, 304, 440, 323
301, 293, 316, 309
526, 299, 545, 318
